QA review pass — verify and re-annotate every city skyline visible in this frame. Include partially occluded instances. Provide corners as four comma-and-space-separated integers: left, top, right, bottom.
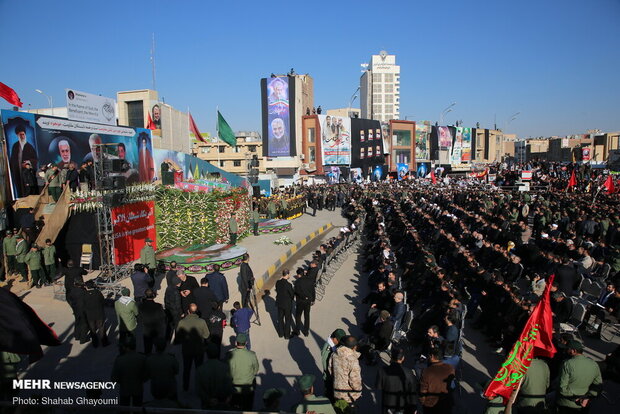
0, 0, 618, 139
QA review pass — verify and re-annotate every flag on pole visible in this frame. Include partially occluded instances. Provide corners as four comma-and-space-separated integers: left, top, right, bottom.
146, 112, 156, 130
604, 175, 615, 195
484, 274, 557, 403
0, 82, 23, 107
567, 170, 577, 190
189, 112, 206, 143
217, 110, 237, 147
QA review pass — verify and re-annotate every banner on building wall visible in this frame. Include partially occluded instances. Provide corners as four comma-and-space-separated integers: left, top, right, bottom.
111, 201, 156, 265
438, 126, 453, 150
416, 162, 431, 178
452, 127, 463, 164
261, 77, 294, 157
66, 89, 116, 126
397, 163, 409, 180
461, 127, 472, 162
415, 121, 431, 160
350, 168, 363, 183
1, 110, 154, 199
319, 115, 351, 165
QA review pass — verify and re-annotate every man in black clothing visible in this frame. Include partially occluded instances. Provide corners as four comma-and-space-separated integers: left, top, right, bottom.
194, 277, 218, 320
177, 270, 199, 314
67, 280, 89, 343
21, 161, 38, 196
239, 254, 255, 308
139, 289, 166, 355
306, 260, 320, 284
164, 276, 183, 340
275, 269, 294, 339
552, 292, 573, 326
376, 347, 417, 414
294, 270, 315, 337
165, 261, 178, 286
83, 280, 109, 347
63, 259, 87, 297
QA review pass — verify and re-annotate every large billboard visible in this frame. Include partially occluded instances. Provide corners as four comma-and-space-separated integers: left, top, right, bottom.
111, 201, 156, 265
452, 127, 463, 164
438, 126, 453, 150
319, 115, 351, 165
461, 127, 472, 162
1, 110, 155, 199
261, 77, 295, 157
415, 121, 431, 161
66, 89, 116, 126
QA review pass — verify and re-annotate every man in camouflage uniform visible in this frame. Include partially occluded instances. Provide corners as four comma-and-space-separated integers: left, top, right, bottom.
328, 335, 362, 407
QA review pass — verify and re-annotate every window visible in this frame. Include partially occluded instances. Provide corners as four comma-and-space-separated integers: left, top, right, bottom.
393, 130, 412, 147
373, 104, 382, 114
373, 94, 382, 104
384, 104, 394, 113
384, 94, 393, 104
219, 146, 225, 153
372, 83, 382, 93
384, 74, 394, 83
307, 127, 315, 143
234, 146, 240, 153
126, 100, 144, 128
374, 73, 382, 82
233, 160, 241, 167
393, 149, 410, 164
384, 84, 393, 93
200, 147, 210, 153
309, 147, 316, 162
248, 145, 257, 152
219, 160, 225, 167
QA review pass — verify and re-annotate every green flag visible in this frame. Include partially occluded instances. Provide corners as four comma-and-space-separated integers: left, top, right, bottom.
217, 110, 237, 147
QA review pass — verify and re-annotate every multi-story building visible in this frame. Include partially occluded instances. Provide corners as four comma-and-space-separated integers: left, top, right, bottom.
193, 131, 265, 176
117, 89, 190, 154
360, 50, 400, 122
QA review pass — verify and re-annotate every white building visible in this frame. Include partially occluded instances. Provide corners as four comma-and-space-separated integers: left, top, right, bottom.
360, 50, 400, 122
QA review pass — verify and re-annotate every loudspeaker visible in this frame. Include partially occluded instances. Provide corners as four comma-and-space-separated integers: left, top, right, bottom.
252, 185, 261, 198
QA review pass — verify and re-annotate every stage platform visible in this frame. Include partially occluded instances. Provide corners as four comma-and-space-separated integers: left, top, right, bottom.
258, 219, 292, 234
157, 243, 247, 274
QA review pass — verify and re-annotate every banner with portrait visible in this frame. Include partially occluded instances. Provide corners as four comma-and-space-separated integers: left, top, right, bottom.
318, 115, 351, 165
350, 168, 363, 184
262, 77, 293, 157
416, 162, 431, 178
452, 127, 463, 165
415, 121, 431, 161
461, 127, 472, 162
1, 109, 155, 199
111, 201, 156, 265
438, 126, 453, 150
396, 163, 409, 180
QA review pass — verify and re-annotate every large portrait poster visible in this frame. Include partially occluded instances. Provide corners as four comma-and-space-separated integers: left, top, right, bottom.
1, 109, 154, 199
461, 127, 472, 162
266, 77, 291, 157
415, 121, 431, 161
111, 201, 156, 265
438, 126, 453, 150
452, 127, 463, 164
319, 115, 351, 165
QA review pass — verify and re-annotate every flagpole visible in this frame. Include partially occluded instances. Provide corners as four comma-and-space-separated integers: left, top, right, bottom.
216, 106, 220, 169
187, 106, 191, 154
504, 379, 524, 414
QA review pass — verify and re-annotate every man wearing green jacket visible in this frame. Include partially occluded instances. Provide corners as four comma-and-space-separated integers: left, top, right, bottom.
228, 333, 259, 411
292, 374, 336, 414
176, 303, 210, 391
250, 206, 260, 236
229, 212, 238, 245
45, 164, 62, 202
43, 238, 57, 282
24, 246, 42, 288
3, 230, 17, 276
267, 200, 277, 219
557, 340, 603, 413
516, 357, 550, 412
140, 238, 157, 278
115, 288, 139, 342
15, 234, 28, 283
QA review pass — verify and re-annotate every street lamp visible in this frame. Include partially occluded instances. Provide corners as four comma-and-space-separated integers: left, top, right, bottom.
439, 102, 456, 125
348, 86, 361, 118
35, 89, 54, 115
504, 112, 520, 131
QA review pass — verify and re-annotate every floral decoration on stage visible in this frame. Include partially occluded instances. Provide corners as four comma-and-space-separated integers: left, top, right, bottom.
68, 184, 156, 213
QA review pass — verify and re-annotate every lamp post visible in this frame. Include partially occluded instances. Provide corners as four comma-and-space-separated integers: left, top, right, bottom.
439, 102, 456, 125
35, 89, 53, 116
505, 112, 520, 130
348, 86, 360, 118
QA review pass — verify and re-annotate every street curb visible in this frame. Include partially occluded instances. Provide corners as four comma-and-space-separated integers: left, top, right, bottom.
255, 222, 333, 290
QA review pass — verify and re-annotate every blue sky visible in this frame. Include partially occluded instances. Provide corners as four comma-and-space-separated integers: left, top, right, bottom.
1, 0, 618, 138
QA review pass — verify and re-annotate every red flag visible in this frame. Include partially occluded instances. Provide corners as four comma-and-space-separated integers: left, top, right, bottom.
604, 175, 615, 195
484, 274, 557, 403
146, 112, 156, 130
0, 81, 23, 107
430, 169, 437, 184
189, 112, 206, 143
567, 170, 577, 190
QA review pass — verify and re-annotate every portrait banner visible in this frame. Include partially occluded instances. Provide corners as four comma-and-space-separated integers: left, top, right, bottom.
438, 126, 453, 150
415, 121, 431, 161
396, 163, 409, 180
264, 77, 292, 157
319, 115, 351, 165
461, 127, 472, 162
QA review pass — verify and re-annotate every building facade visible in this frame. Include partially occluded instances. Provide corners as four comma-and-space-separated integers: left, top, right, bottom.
193, 131, 265, 176
360, 50, 400, 122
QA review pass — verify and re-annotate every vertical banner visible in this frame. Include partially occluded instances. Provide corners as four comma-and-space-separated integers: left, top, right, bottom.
319, 115, 351, 165
416, 162, 431, 178
582, 147, 591, 161
396, 163, 408, 180
262, 77, 292, 157
372, 165, 385, 182
350, 168, 363, 183
461, 127, 472, 162
111, 201, 156, 265
438, 126, 453, 150
415, 121, 431, 161
452, 127, 463, 165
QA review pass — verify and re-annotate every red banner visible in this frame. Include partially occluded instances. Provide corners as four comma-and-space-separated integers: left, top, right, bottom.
111, 201, 156, 265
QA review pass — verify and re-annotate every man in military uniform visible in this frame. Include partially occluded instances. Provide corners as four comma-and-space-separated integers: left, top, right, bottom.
15, 234, 28, 283
557, 340, 603, 413
3, 230, 17, 276
250, 205, 261, 236
175, 303, 210, 391
292, 374, 336, 414
140, 238, 157, 279
228, 333, 259, 411
24, 245, 43, 288
229, 212, 239, 245
45, 164, 62, 202
516, 357, 550, 413
43, 238, 57, 282
329, 335, 362, 407
267, 199, 277, 219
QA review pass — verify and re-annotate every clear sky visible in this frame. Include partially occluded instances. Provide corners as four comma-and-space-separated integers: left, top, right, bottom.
1, 0, 618, 138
